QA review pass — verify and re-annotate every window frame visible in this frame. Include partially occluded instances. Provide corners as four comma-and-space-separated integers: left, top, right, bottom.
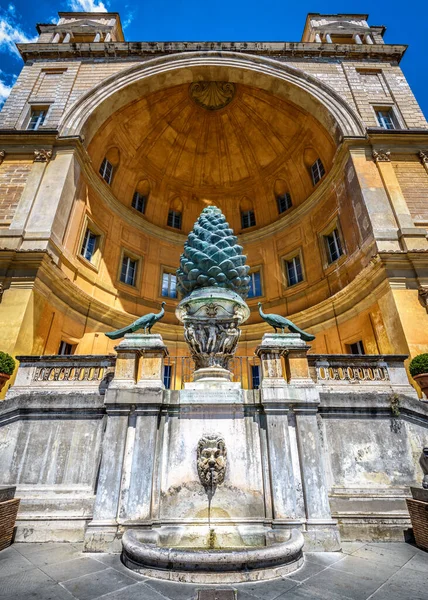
160, 267, 178, 299
167, 209, 182, 230
283, 250, 305, 289
23, 104, 51, 130
276, 192, 293, 215
247, 267, 263, 300
372, 104, 403, 130
163, 364, 173, 389
241, 209, 256, 230
318, 219, 346, 270
310, 158, 326, 186
58, 341, 75, 356
250, 364, 261, 390
99, 157, 114, 185
132, 190, 148, 214
117, 247, 142, 291
347, 340, 365, 355
77, 216, 104, 271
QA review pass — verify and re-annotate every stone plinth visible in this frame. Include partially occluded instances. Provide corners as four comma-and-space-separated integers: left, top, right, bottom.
109, 333, 168, 390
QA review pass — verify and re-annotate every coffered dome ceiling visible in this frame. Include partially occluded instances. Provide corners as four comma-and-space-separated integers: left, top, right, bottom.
88, 81, 336, 228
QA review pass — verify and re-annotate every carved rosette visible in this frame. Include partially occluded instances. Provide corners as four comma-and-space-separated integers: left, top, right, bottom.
372, 149, 390, 163
197, 433, 227, 489
176, 287, 250, 370
189, 81, 236, 111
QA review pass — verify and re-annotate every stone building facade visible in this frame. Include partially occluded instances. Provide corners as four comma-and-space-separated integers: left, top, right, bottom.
0, 11, 428, 553
0, 11, 427, 395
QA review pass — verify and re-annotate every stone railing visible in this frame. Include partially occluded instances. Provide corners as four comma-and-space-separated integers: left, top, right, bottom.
308, 354, 410, 389
7, 355, 116, 397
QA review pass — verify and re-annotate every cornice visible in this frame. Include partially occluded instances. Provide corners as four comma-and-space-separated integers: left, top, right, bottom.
16, 42, 407, 63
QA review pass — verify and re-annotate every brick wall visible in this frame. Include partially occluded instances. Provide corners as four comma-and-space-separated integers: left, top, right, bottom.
0, 160, 32, 225
392, 154, 428, 222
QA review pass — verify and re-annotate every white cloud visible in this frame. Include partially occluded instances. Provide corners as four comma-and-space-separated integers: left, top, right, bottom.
0, 71, 14, 106
122, 12, 135, 30
68, 0, 108, 12
0, 8, 37, 58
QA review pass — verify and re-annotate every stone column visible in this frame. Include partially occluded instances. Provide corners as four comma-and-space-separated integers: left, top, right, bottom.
294, 405, 340, 550
84, 406, 129, 552
256, 335, 298, 521
372, 149, 428, 250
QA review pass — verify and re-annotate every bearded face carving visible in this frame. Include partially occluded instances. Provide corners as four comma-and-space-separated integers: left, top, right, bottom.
197, 434, 227, 489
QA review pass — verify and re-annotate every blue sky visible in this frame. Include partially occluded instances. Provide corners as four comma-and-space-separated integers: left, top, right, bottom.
0, 0, 427, 116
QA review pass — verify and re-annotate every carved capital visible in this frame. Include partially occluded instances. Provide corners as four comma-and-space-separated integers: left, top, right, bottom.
372, 149, 391, 163
418, 286, 428, 311
34, 149, 52, 163
419, 151, 428, 165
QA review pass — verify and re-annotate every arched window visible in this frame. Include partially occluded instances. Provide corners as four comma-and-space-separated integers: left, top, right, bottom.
168, 197, 183, 230
240, 197, 256, 229
274, 179, 293, 214
99, 147, 120, 185
132, 179, 150, 214
303, 148, 325, 186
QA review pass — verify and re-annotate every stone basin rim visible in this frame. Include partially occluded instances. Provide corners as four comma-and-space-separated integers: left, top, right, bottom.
121, 528, 304, 572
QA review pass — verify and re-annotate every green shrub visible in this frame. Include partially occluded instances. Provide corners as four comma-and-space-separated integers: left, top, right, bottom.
0, 351, 15, 376
409, 353, 428, 377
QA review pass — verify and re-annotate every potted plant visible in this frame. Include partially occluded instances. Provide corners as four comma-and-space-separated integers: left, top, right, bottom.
409, 353, 428, 398
0, 351, 15, 393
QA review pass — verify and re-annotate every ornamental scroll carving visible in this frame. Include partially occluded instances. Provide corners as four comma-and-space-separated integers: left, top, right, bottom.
34, 149, 53, 163
372, 149, 390, 163
189, 81, 236, 111
197, 434, 227, 490
418, 286, 428, 312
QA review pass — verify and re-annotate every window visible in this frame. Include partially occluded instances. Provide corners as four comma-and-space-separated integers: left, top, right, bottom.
167, 210, 182, 229
99, 158, 114, 184
27, 108, 47, 130
285, 255, 304, 287
348, 340, 365, 355
375, 108, 400, 130
251, 365, 261, 390
163, 364, 172, 389
58, 341, 74, 355
325, 228, 343, 264
80, 228, 98, 263
241, 210, 256, 229
132, 191, 147, 214
277, 193, 292, 214
248, 271, 262, 298
311, 158, 326, 185
120, 255, 137, 286
161, 271, 177, 298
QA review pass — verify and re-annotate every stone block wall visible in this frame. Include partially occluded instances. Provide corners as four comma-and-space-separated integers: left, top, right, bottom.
0, 159, 32, 225
392, 155, 428, 222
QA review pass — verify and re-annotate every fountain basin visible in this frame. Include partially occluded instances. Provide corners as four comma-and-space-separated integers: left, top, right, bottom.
121, 528, 304, 583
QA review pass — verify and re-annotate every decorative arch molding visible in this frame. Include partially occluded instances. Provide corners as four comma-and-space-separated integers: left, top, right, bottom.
58, 51, 365, 144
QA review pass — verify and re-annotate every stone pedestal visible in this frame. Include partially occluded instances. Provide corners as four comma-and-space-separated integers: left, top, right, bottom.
109, 333, 168, 391
257, 333, 341, 551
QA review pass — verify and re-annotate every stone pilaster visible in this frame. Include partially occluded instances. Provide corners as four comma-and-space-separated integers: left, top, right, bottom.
372, 149, 428, 250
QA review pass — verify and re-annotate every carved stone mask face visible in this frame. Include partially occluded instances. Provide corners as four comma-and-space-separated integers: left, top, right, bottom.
197, 434, 227, 488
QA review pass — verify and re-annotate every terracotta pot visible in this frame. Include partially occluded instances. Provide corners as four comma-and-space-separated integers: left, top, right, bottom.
414, 373, 428, 398
0, 373, 10, 393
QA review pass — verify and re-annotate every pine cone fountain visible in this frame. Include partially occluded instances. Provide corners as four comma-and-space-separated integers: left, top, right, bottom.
176, 206, 250, 379
177, 206, 250, 297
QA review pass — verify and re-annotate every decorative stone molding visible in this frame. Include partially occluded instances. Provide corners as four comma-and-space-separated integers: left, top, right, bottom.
189, 81, 236, 110
34, 149, 53, 163
372, 149, 391, 163
0, 150, 5, 165
419, 151, 428, 171
197, 433, 227, 489
418, 286, 428, 312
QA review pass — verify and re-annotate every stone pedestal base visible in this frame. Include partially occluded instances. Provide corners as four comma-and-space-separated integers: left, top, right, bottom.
185, 366, 241, 390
